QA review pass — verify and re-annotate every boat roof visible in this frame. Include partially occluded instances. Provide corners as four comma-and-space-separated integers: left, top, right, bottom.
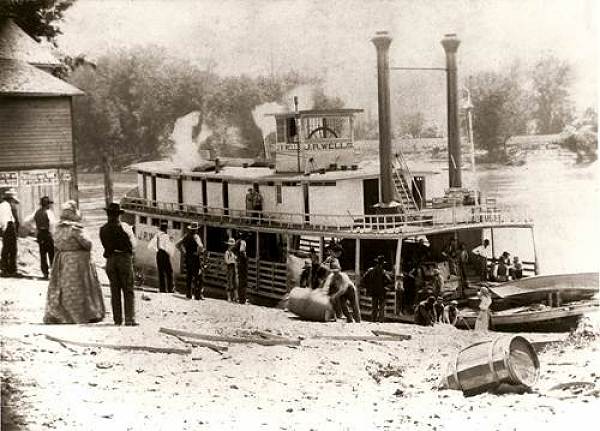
271, 108, 364, 118
130, 159, 439, 181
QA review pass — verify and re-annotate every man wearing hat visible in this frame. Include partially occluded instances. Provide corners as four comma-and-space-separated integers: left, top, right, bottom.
0, 188, 20, 277
224, 237, 238, 302
24, 196, 56, 279
99, 202, 138, 326
148, 220, 175, 293
323, 261, 361, 323
361, 255, 393, 322
175, 223, 205, 300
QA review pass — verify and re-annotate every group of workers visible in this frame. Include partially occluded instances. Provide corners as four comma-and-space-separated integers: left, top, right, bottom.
0, 190, 56, 279
471, 238, 523, 282
299, 242, 362, 323
146, 222, 251, 304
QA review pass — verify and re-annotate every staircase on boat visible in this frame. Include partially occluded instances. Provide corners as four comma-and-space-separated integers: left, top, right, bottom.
392, 154, 419, 212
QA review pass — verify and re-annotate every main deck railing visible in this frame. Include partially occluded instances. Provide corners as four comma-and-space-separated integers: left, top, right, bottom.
121, 196, 532, 235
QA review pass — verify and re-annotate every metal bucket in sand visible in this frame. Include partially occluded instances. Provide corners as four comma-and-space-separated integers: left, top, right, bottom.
443, 335, 540, 396
288, 287, 334, 322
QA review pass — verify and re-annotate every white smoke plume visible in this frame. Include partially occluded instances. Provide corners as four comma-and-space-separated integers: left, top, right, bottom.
169, 111, 212, 167
251, 84, 318, 141
251, 101, 285, 140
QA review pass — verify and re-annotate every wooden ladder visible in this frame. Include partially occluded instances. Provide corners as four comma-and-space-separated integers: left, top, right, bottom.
392, 155, 419, 212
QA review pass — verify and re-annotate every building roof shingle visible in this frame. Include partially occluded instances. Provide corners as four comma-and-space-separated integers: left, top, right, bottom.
0, 17, 60, 66
0, 58, 83, 96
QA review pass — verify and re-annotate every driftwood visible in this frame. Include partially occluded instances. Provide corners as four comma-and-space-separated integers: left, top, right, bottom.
312, 335, 411, 342
44, 335, 191, 355
371, 330, 412, 340
250, 330, 289, 340
159, 327, 301, 347
161, 331, 228, 354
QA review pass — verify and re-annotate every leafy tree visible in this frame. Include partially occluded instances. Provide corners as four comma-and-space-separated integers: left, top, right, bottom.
69, 47, 216, 170
531, 55, 574, 134
400, 112, 426, 138
468, 64, 530, 157
0, 0, 76, 45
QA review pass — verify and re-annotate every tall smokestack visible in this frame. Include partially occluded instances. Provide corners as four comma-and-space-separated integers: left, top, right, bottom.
441, 33, 462, 189
372, 31, 395, 206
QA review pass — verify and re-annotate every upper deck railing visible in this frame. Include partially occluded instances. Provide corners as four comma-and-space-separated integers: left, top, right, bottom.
120, 196, 533, 235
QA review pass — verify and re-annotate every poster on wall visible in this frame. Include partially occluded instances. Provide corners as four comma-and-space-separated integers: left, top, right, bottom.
0, 172, 18, 186
20, 170, 60, 186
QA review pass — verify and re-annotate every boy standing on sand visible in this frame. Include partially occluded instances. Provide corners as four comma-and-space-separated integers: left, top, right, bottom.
224, 238, 238, 302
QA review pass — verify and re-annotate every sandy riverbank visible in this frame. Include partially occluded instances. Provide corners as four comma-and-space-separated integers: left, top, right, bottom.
1, 274, 599, 431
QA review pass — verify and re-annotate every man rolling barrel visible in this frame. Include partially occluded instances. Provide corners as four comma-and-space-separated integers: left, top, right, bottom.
322, 261, 361, 323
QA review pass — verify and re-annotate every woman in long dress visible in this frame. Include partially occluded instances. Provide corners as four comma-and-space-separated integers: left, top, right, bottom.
474, 286, 492, 331
43, 201, 105, 324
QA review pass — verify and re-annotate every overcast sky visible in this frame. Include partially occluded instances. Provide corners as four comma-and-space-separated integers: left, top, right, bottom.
57, 0, 597, 121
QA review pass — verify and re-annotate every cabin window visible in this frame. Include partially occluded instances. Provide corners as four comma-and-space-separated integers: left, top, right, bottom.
287, 118, 297, 139
302, 116, 351, 140
172, 221, 182, 230
151, 218, 160, 227
139, 216, 147, 225
276, 185, 282, 204
276, 119, 285, 143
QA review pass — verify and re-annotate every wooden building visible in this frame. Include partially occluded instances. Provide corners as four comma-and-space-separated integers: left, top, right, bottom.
0, 17, 83, 223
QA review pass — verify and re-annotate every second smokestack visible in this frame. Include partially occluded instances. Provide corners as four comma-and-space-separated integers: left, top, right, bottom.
372, 31, 395, 206
441, 33, 462, 189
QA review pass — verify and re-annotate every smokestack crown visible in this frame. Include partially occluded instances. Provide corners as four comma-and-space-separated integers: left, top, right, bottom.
371, 30, 392, 48
441, 34, 460, 54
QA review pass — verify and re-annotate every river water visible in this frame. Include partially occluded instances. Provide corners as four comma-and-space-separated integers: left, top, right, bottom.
405, 151, 599, 275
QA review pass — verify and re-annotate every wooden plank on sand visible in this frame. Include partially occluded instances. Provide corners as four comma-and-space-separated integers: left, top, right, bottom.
44, 335, 191, 355
312, 335, 410, 342
159, 327, 301, 347
371, 330, 412, 340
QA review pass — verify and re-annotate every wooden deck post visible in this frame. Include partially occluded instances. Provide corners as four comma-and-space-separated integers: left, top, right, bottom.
354, 238, 361, 277
318, 237, 324, 261
255, 230, 260, 289
394, 238, 403, 315
531, 226, 540, 275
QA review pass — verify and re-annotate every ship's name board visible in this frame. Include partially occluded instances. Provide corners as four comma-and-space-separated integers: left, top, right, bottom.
276, 142, 354, 152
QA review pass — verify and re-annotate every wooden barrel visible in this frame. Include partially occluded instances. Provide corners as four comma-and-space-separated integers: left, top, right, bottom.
288, 287, 334, 322
444, 335, 540, 396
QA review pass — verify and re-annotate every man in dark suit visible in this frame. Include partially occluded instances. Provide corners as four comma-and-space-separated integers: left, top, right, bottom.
99, 203, 137, 326
361, 255, 393, 322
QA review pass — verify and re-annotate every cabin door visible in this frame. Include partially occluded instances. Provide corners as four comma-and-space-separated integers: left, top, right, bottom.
303, 183, 310, 223
363, 178, 379, 214
412, 176, 425, 209
222, 181, 229, 216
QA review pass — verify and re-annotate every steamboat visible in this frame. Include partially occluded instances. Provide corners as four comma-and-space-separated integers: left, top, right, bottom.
121, 32, 598, 330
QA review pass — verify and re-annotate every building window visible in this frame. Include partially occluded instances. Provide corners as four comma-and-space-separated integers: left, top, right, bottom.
276, 185, 282, 204
151, 218, 160, 227
139, 216, 147, 225
173, 221, 182, 230
276, 119, 285, 143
